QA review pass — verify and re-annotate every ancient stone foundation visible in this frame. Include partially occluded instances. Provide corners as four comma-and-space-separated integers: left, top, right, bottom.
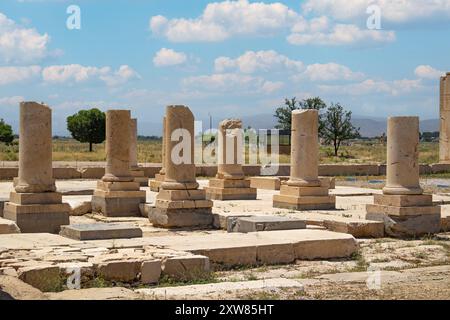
205, 119, 256, 200
91, 110, 146, 217
273, 110, 335, 210
129, 118, 147, 186
148, 105, 213, 228
3, 102, 70, 233
366, 117, 441, 237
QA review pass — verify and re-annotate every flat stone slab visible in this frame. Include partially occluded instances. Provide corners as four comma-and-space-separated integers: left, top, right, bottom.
136, 278, 304, 300
0, 233, 78, 250
60, 223, 142, 240
46, 287, 140, 300
228, 215, 306, 233
90, 229, 358, 266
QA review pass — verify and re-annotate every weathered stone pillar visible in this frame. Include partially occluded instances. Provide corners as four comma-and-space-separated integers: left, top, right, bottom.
148, 105, 213, 228
92, 110, 146, 217
161, 105, 198, 190
4, 102, 70, 233
103, 110, 133, 182
129, 118, 147, 186
217, 119, 245, 180
287, 110, 320, 187
205, 119, 256, 200
366, 116, 440, 237
383, 117, 422, 195
439, 73, 450, 163
15, 102, 56, 193
273, 109, 334, 210
149, 116, 166, 192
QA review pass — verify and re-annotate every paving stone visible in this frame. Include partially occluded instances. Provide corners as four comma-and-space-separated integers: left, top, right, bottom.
136, 278, 304, 300
95, 260, 141, 282
46, 287, 139, 300
0, 233, 78, 250
227, 215, 306, 233
0, 275, 47, 300
60, 223, 142, 241
141, 260, 162, 284
17, 265, 62, 292
162, 255, 210, 280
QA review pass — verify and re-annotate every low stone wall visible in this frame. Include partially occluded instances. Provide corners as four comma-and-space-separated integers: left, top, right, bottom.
0, 162, 449, 181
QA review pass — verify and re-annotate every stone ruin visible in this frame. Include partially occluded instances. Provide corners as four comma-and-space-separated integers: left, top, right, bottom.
148, 105, 214, 228
3, 102, 70, 233
204, 119, 257, 200
273, 109, 335, 210
366, 116, 441, 237
91, 110, 146, 217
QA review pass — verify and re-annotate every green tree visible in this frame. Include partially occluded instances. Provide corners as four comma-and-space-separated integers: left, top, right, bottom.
322, 103, 360, 156
274, 97, 327, 134
0, 118, 14, 145
67, 108, 106, 152
274, 97, 299, 130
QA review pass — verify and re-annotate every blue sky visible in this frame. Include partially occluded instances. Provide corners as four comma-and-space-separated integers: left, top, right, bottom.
0, 0, 449, 135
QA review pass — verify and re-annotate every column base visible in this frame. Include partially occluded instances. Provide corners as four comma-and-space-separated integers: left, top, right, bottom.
273, 185, 335, 211
91, 181, 146, 217
205, 178, 257, 200
149, 188, 213, 228
365, 194, 441, 237
3, 192, 70, 233
148, 207, 213, 228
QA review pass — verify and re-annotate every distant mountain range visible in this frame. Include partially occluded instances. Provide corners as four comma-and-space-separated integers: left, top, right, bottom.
49, 113, 439, 138
137, 114, 439, 138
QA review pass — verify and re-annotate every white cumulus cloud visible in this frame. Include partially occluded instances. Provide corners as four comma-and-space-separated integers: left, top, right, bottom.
153, 48, 187, 67
0, 95, 25, 106
294, 63, 365, 82
149, 0, 298, 42
214, 50, 304, 74
414, 65, 445, 79
42, 64, 139, 87
0, 65, 41, 85
0, 12, 50, 63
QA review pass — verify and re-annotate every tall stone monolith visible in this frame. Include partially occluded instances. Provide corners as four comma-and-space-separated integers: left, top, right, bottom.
273, 109, 335, 210
3, 102, 70, 233
91, 110, 146, 217
205, 119, 256, 200
148, 105, 213, 228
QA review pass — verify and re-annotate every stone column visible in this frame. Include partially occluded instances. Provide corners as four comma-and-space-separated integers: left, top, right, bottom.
103, 110, 133, 182
129, 118, 138, 169
92, 110, 146, 217
217, 119, 244, 180
149, 105, 213, 228
273, 109, 334, 211
287, 109, 320, 187
439, 73, 450, 163
4, 102, 69, 233
383, 117, 423, 195
161, 105, 199, 190
366, 116, 440, 237
15, 102, 56, 193
205, 119, 256, 200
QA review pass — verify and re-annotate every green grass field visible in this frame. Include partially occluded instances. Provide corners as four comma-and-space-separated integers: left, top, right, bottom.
0, 138, 440, 164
